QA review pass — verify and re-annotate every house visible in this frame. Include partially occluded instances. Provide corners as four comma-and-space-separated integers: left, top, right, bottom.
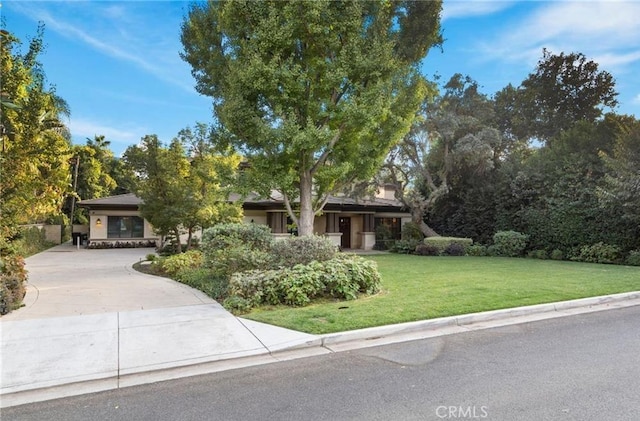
77, 187, 411, 250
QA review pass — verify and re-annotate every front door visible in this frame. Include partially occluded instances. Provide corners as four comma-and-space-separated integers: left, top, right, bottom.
339, 217, 351, 249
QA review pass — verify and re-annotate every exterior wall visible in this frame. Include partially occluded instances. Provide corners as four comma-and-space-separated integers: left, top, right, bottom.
43, 225, 62, 244
243, 210, 268, 226
88, 210, 158, 241
314, 214, 327, 235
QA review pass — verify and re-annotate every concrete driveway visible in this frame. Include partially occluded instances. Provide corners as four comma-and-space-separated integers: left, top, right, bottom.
2, 242, 215, 321
0, 242, 319, 407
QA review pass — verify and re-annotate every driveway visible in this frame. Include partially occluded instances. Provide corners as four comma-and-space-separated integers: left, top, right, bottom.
1, 242, 215, 321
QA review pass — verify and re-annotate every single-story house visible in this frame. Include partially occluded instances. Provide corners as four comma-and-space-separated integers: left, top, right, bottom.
77, 186, 411, 250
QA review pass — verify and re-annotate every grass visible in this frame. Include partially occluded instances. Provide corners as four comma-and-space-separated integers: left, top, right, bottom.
243, 254, 640, 334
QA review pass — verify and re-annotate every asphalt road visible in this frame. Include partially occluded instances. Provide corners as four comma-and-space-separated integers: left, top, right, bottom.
4, 305, 639, 421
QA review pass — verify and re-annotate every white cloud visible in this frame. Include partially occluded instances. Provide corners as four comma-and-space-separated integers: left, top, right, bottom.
484, 1, 640, 70
442, 0, 515, 21
9, 2, 195, 93
633, 94, 640, 105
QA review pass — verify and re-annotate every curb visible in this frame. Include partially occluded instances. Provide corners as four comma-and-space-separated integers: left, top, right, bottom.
319, 291, 640, 349
2, 291, 639, 408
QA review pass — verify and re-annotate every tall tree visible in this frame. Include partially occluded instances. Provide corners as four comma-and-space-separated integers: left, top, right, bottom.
600, 116, 640, 226
123, 130, 242, 252
496, 49, 618, 144
181, 0, 443, 236
1, 25, 72, 229
65, 135, 119, 223
382, 74, 501, 237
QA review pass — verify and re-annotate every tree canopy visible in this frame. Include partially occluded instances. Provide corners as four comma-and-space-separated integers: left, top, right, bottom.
122, 127, 243, 252
181, 0, 443, 235
495, 49, 618, 144
1, 25, 72, 229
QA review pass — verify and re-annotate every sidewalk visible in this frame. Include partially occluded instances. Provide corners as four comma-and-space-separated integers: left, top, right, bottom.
2, 243, 639, 408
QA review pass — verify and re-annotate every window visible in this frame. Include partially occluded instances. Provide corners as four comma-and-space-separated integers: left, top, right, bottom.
375, 217, 401, 240
107, 216, 144, 238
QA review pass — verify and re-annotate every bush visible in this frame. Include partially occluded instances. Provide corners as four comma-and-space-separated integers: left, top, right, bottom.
390, 239, 421, 254
550, 249, 564, 261
415, 243, 439, 256
270, 235, 338, 268
175, 268, 229, 300
575, 242, 621, 264
201, 223, 273, 278
160, 250, 203, 276
223, 295, 252, 314
444, 243, 466, 256
467, 245, 488, 256
225, 254, 381, 312
12, 226, 54, 257
201, 223, 273, 255
0, 253, 27, 315
527, 249, 548, 259
424, 237, 473, 255
492, 231, 529, 257
625, 250, 640, 266
374, 224, 395, 250
401, 222, 424, 241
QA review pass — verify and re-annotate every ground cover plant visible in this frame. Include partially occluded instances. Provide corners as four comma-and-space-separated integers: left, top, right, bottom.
243, 254, 640, 334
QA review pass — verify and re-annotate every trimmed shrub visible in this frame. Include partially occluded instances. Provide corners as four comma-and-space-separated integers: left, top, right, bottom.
444, 243, 466, 256
575, 242, 621, 264
625, 250, 640, 266
550, 249, 564, 261
467, 245, 488, 257
160, 250, 203, 276
492, 231, 528, 257
424, 237, 473, 255
390, 239, 421, 254
415, 243, 439, 256
527, 249, 548, 259
270, 235, 338, 268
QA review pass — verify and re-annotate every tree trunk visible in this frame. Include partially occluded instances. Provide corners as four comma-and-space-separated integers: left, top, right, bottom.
411, 208, 439, 237
173, 227, 183, 254
298, 170, 315, 236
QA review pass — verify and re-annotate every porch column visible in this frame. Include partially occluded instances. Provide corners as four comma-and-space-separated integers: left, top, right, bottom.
360, 213, 376, 250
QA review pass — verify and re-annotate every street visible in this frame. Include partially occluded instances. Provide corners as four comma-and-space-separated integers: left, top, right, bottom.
3, 305, 639, 421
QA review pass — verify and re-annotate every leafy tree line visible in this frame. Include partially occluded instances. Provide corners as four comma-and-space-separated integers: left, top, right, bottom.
415, 53, 639, 259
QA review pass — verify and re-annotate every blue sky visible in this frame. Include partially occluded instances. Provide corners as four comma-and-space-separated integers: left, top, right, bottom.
4, 1, 640, 156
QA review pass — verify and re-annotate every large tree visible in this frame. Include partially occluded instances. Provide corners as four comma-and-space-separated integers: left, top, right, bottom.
382, 74, 501, 237
181, 0, 443, 236
1, 25, 72, 229
123, 129, 243, 252
495, 49, 618, 144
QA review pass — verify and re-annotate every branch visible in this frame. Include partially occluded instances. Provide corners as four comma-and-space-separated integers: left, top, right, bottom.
282, 192, 299, 227
310, 124, 344, 175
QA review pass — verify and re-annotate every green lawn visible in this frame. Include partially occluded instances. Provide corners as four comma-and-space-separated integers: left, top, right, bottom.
243, 254, 640, 334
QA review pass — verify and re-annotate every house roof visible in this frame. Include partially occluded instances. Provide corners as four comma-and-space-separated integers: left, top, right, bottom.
79, 192, 407, 213
77, 193, 142, 210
